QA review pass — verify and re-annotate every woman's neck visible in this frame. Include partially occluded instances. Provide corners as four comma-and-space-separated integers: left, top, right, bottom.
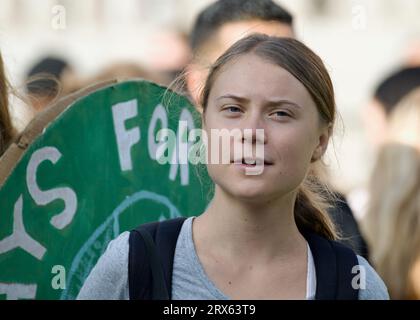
193, 186, 307, 263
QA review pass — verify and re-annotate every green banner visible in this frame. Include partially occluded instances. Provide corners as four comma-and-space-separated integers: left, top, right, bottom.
0, 80, 213, 300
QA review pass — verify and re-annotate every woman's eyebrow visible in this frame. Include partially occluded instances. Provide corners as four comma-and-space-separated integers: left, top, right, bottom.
265, 99, 302, 109
216, 94, 249, 103
216, 95, 302, 109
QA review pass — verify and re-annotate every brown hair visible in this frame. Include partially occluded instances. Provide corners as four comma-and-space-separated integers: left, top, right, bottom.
200, 34, 337, 240
0, 52, 15, 155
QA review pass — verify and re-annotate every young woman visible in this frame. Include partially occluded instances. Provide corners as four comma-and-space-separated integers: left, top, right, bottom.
363, 88, 420, 299
0, 51, 15, 155
77, 34, 388, 300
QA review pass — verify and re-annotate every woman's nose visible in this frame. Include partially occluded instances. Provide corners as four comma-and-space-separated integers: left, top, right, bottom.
241, 115, 267, 144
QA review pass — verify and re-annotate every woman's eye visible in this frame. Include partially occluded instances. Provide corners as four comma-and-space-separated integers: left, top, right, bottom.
271, 110, 291, 118
224, 106, 242, 113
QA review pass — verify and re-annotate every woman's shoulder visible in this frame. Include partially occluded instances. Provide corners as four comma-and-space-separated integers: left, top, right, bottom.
356, 255, 390, 300
92, 231, 131, 273
76, 231, 130, 300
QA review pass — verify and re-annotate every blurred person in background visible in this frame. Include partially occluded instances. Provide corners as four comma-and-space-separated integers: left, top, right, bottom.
185, 0, 294, 106
64, 61, 167, 95
184, 0, 368, 258
362, 87, 420, 300
146, 31, 192, 85
364, 67, 420, 148
25, 55, 76, 111
404, 37, 420, 67
349, 66, 420, 221
0, 51, 16, 156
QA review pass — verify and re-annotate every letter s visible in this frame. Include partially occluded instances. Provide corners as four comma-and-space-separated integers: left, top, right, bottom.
26, 146, 77, 230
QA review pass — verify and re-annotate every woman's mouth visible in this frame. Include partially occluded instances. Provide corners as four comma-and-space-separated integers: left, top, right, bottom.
231, 158, 273, 167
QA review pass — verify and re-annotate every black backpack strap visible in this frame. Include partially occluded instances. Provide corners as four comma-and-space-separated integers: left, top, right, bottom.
304, 231, 359, 300
330, 240, 360, 300
128, 217, 187, 300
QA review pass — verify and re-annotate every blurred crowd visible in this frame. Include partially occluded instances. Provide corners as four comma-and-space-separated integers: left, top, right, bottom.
1, 0, 420, 299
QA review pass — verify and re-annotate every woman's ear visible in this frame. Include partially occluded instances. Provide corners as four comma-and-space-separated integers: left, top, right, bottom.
311, 124, 332, 162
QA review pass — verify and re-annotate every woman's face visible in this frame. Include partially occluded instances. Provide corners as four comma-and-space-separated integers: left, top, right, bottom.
203, 53, 330, 202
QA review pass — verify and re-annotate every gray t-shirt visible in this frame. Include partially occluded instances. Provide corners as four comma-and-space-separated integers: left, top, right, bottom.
77, 217, 389, 300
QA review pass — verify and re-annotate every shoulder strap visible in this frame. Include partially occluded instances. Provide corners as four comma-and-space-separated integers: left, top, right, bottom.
128, 218, 358, 300
330, 240, 360, 300
128, 217, 187, 300
304, 231, 359, 300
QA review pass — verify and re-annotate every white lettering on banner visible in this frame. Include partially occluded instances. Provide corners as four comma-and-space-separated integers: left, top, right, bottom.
26, 147, 78, 230
148, 104, 168, 160
0, 196, 46, 260
169, 109, 195, 186
0, 283, 37, 300
112, 99, 141, 171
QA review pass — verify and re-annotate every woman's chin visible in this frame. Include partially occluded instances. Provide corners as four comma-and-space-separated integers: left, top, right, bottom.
225, 182, 273, 202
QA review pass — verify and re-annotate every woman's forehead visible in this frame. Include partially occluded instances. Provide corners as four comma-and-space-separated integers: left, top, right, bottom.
209, 54, 314, 108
